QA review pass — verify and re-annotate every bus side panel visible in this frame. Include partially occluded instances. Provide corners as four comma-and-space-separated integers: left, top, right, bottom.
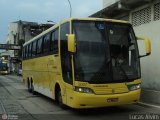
48, 55, 60, 99
22, 56, 50, 89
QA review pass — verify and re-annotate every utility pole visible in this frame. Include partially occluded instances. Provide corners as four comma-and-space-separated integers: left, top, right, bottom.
67, 0, 72, 18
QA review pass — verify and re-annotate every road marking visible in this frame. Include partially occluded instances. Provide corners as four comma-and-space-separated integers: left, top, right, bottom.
138, 102, 160, 109
0, 100, 6, 113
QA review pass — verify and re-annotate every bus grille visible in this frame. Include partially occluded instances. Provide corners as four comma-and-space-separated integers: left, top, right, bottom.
93, 87, 128, 95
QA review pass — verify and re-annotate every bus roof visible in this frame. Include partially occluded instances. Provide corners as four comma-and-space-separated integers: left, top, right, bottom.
23, 17, 130, 46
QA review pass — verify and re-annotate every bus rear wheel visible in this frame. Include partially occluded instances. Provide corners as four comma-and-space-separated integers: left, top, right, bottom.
30, 79, 36, 95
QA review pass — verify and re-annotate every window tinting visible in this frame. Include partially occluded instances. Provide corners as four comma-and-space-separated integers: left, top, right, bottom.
23, 47, 26, 59
27, 44, 30, 58
73, 21, 140, 83
32, 41, 37, 57
60, 22, 72, 84
29, 43, 32, 57
51, 28, 59, 53
73, 21, 111, 83
37, 38, 42, 54
23, 27, 59, 59
43, 34, 50, 53
25, 46, 28, 58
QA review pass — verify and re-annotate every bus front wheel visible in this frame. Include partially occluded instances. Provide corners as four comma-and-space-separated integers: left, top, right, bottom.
56, 88, 66, 109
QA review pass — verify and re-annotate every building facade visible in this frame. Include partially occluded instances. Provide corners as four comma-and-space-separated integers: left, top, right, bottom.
6, 20, 53, 73
92, 0, 160, 105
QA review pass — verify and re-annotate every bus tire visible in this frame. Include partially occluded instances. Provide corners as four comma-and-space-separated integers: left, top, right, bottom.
30, 79, 36, 95
55, 85, 66, 109
57, 90, 66, 109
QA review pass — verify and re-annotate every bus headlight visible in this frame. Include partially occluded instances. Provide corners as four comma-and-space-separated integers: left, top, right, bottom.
127, 84, 141, 91
74, 86, 94, 94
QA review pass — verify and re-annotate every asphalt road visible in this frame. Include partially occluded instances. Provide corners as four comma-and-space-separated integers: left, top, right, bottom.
0, 75, 159, 120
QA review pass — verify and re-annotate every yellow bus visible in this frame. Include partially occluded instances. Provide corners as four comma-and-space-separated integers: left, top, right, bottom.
22, 18, 151, 108
0, 61, 9, 74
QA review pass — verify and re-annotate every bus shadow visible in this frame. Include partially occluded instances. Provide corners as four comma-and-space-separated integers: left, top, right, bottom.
70, 106, 137, 116
29, 91, 138, 116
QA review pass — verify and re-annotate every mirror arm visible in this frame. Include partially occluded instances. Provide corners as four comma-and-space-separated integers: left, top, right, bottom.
138, 53, 151, 58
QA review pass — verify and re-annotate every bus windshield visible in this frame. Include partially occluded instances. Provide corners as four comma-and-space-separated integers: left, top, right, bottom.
0, 63, 8, 71
73, 20, 140, 83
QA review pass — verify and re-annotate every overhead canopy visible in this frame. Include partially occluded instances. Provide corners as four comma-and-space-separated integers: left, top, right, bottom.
91, 0, 152, 18
0, 44, 21, 50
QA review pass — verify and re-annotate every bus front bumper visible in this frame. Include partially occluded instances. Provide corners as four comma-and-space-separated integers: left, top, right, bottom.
68, 89, 140, 109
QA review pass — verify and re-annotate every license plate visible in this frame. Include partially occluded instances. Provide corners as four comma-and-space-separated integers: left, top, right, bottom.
107, 98, 118, 103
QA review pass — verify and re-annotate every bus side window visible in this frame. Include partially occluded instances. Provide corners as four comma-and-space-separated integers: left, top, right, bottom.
43, 34, 50, 54
37, 38, 42, 55
32, 41, 37, 57
51, 28, 59, 54
29, 43, 32, 58
23, 47, 25, 59
25, 46, 28, 59
27, 44, 30, 58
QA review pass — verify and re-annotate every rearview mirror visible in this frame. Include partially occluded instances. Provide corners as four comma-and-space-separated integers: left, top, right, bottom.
137, 36, 151, 58
67, 34, 76, 53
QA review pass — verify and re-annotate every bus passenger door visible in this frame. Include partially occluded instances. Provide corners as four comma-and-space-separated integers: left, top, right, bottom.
60, 22, 73, 105
61, 53, 73, 105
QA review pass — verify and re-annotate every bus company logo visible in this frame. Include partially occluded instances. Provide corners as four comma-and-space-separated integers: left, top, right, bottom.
94, 85, 108, 87
1, 113, 8, 120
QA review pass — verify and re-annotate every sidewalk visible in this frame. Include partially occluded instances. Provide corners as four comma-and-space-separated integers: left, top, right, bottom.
139, 89, 160, 109
138, 102, 160, 110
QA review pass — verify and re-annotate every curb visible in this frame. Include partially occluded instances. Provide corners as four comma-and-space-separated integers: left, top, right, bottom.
138, 102, 160, 109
